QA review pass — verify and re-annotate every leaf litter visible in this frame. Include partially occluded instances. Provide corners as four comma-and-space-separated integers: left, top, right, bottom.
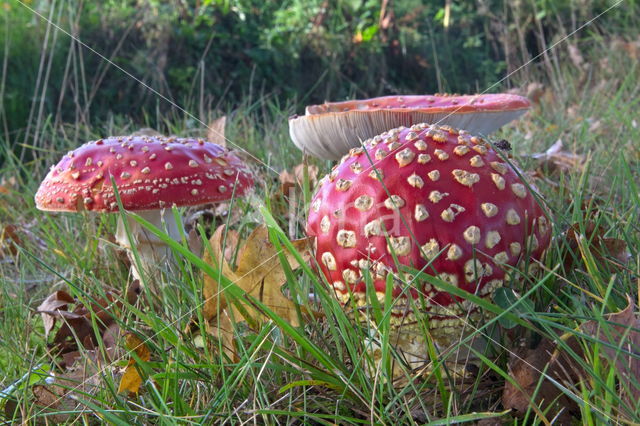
20, 285, 143, 421
504, 298, 640, 422
200, 225, 313, 360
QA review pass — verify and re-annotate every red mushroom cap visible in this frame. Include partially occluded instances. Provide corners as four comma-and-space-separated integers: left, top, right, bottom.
290, 93, 530, 160
35, 136, 254, 212
307, 123, 551, 325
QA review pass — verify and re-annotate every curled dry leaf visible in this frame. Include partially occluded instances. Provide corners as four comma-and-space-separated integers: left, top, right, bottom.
529, 139, 585, 176
203, 225, 312, 323
29, 359, 103, 423
31, 382, 78, 423
581, 297, 640, 406
202, 225, 313, 360
563, 221, 631, 271
37, 290, 75, 338
277, 162, 319, 238
207, 115, 227, 147
118, 333, 152, 396
37, 287, 135, 360
279, 162, 319, 196
503, 338, 582, 423
504, 300, 640, 422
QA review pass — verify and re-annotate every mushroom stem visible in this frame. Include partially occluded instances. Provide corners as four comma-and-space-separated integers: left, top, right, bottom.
115, 209, 182, 282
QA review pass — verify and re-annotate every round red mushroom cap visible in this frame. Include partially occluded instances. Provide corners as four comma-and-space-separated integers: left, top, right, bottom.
304, 93, 530, 115
290, 93, 531, 160
35, 136, 254, 212
307, 123, 551, 328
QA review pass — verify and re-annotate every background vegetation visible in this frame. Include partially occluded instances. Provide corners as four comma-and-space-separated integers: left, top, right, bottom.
2, 0, 635, 141
1, 0, 639, 424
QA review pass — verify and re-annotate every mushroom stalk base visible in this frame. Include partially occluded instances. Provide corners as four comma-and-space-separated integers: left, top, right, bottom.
362, 311, 488, 383
115, 209, 182, 283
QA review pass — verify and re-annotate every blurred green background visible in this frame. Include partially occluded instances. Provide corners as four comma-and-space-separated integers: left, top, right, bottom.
0, 0, 635, 136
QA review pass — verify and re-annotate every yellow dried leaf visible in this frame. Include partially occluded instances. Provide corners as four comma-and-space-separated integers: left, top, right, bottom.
207, 116, 226, 147
118, 333, 151, 395
202, 225, 312, 358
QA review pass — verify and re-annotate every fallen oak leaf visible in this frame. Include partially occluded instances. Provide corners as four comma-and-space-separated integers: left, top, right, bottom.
562, 222, 631, 272
31, 384, 76, 423
118, 333, 151, 396
204, 225, 312, 324
202, 225, 312, 359
52, 291, 123, 353
37, 290, 75, 338
581, 297, 640, 407
28, 362, 102, 423
61, 322, 122, 370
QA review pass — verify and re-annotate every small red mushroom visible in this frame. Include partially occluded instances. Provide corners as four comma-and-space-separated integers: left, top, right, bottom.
306, 123, 551, 361
289, 93, 530, 160
35, 135, 253, 281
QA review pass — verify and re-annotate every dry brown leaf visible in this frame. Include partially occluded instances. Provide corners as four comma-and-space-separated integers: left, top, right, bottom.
504, 300, 640, 421
207, 115, 227, 147
30, 359, 103, 423
503, 338, 582, 423
0, 224, 22, 258
202, 225, 312, 359
529, 139, 585, 176
203, 225, 311, 322
118, 333, 152, 395
581, 298, 640, 406
563, 222, 631, 271
37, 290, 75, 338
526, 82, 545, 104
38, 287, 132, 359
184, 203, 243, 247
205, 311, 237, 361
31, 384, 76, 423
279, 163, 319, 196
52, 291, 122, 353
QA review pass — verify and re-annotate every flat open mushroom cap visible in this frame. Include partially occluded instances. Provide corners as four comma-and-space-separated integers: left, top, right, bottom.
35, 136, 254, 212
289, 93, 530, 160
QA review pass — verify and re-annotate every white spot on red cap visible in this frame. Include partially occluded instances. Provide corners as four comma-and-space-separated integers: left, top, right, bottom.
506, 209, 521, 225
336, 230, 357, 248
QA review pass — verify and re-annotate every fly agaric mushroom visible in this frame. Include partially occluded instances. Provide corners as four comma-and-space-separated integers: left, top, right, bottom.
290, 93, 530, 160
307, 123, 551, 368
35, 135, 253, 281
